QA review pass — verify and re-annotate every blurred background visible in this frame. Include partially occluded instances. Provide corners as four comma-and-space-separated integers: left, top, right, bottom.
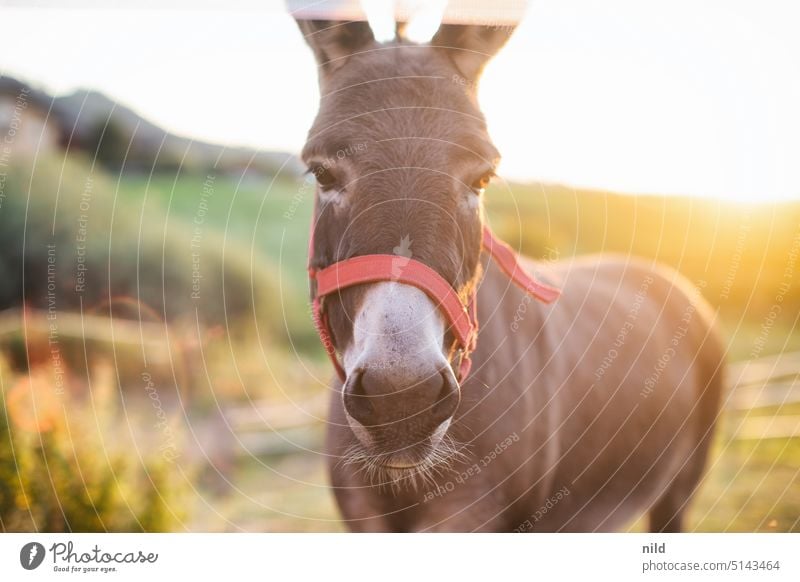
0, 0, 798, 532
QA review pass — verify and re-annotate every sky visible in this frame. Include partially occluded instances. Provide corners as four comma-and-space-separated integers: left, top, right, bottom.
1, 0, 799, 201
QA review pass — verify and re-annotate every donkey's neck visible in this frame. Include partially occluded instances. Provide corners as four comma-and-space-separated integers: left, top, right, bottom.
473, 253, 552, 364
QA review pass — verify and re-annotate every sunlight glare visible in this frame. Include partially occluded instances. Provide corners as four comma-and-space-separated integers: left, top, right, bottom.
361, 0, 395, 42
401, 0, 447, 43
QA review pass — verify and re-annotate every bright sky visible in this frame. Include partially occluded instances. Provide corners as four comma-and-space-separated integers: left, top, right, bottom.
1, 0, 799, 201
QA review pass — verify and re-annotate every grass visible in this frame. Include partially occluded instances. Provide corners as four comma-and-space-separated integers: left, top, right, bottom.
690, 428, 800, 532
115, 171, 314, 292
193, 446, 343, 532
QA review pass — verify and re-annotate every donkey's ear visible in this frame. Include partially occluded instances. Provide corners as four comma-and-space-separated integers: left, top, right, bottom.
431, 24, 516, 81
295, 19, 375, 75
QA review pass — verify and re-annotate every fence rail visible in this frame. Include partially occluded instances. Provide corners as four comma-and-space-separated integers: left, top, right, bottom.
0, 307, 175, 363
726, 351, 800, 440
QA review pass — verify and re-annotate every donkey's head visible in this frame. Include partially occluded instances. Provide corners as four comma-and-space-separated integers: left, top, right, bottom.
298, 18, 515, 476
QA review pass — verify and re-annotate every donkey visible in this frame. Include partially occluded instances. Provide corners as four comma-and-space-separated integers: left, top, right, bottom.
296, 17, 725, 532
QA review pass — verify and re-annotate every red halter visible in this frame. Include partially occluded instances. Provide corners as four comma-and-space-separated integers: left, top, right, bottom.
308, 225, 560, 383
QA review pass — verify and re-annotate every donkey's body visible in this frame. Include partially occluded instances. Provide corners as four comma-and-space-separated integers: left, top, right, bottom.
328, 257, 723, 531
294, 16, 724, 532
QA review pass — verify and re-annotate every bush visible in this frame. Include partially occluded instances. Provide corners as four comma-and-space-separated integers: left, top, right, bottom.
0, 356, 188, 532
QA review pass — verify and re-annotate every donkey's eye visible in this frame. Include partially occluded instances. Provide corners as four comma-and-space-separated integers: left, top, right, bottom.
310, 165, 339, 191
470, 171, 494, 194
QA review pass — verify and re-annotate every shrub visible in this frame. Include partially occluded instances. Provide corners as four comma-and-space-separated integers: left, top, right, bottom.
0, 356, 188, 532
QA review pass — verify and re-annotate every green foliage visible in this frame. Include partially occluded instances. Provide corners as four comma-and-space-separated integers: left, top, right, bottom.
83, 118, 190, 174
84, 118, 130, 172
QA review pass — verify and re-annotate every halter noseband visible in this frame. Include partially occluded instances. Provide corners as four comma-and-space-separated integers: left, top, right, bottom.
308, 226, 560, 383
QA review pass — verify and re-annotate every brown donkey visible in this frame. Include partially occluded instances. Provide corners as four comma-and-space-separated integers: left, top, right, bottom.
296, 18, 725, 532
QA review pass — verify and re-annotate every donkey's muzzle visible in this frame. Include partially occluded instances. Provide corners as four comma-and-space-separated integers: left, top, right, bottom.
343, 367, 460, 431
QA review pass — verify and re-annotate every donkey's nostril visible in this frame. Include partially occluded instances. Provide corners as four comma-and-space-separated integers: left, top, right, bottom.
343, 366, 460, 428
342, 369, 378, 426
430, 369, 460, 426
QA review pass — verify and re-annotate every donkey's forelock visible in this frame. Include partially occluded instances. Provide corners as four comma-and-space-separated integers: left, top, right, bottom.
301, 45, 497, 164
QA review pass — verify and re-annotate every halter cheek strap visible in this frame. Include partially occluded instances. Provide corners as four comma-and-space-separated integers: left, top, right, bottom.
308, 226, 560, 383
481, 228, 561, 303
